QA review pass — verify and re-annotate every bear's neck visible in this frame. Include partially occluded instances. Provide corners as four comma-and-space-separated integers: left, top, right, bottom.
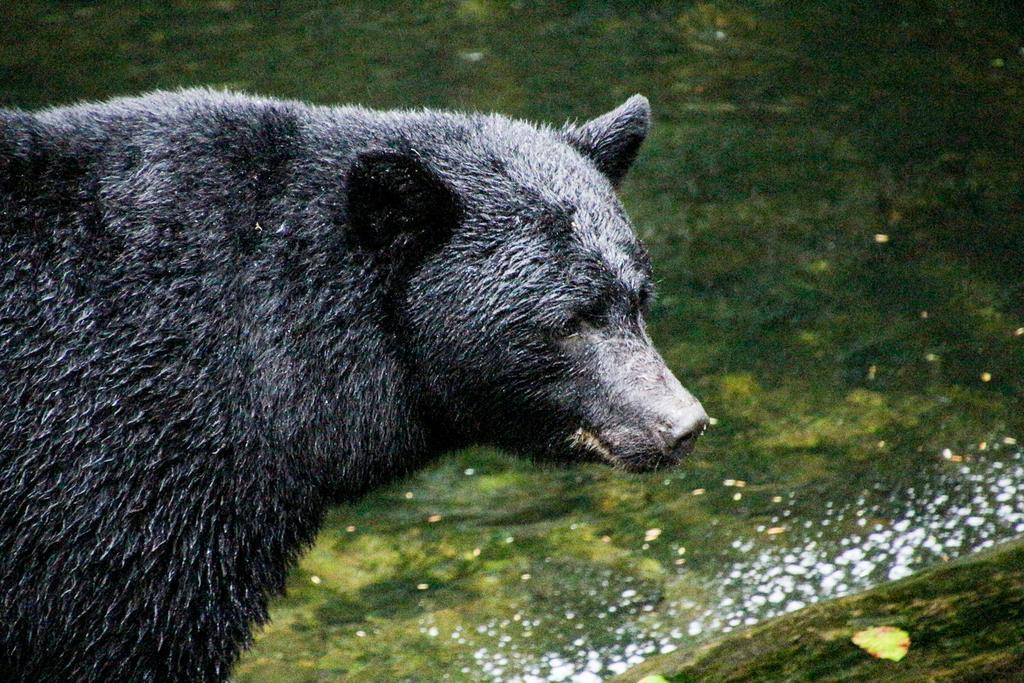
240, 282, 441, 505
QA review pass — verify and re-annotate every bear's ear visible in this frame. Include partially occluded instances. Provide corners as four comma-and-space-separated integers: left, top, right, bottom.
346, 147, 460, 251
562, 95, 651, 188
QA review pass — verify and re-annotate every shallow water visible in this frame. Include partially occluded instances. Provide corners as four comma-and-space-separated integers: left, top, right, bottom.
4, 2, 1023, 681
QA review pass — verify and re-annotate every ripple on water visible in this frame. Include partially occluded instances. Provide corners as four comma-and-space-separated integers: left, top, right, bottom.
461, 441, 1023, 681
690, 445, 1024, 639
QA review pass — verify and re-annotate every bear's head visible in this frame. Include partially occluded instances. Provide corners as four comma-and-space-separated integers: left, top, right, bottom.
346, 96, 707, 472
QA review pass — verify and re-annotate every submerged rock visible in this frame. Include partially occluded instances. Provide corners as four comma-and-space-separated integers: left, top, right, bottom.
613, 538, 1024, 682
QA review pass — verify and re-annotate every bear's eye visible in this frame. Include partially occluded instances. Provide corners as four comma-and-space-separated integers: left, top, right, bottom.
577, 296, 612, 326
636, 285, 654, 315
555, 298, 608, 339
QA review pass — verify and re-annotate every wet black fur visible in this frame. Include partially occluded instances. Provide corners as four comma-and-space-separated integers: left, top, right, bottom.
0, 89, 653, 681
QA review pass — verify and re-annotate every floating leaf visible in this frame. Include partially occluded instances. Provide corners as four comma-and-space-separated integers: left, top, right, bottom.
852, 626, 910, 661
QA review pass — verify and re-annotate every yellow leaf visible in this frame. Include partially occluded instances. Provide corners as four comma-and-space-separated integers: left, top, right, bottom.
852, 626, 910, 662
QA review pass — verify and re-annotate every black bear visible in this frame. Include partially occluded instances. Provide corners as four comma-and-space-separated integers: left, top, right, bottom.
0, 90, 707, 682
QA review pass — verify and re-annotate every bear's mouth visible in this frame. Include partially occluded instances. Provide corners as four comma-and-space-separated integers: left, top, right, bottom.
567, 426, 689, 472
569, 427, 617, 465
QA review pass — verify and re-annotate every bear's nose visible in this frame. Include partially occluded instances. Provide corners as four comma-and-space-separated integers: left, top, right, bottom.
657, 404, 710, 457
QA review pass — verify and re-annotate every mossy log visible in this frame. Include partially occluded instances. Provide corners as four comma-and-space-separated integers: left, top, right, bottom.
614, 538, 1024, 682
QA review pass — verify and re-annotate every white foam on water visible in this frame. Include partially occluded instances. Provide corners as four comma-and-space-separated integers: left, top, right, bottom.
444, 442, 1024, 682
